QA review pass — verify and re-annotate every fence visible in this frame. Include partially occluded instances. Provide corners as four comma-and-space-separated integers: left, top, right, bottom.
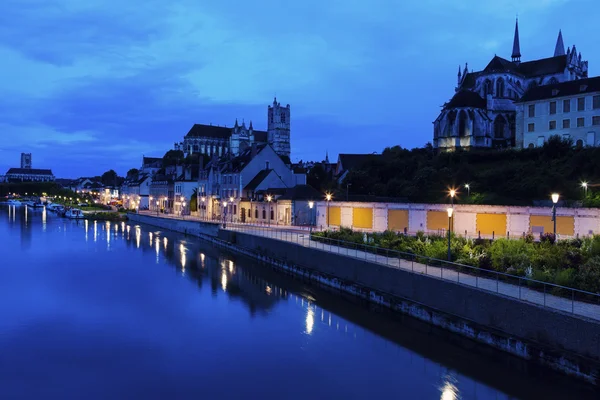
225, 223, 600, 322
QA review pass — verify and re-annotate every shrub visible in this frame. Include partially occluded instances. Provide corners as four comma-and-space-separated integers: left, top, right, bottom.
488, 239, 533, 272
575, 256, 600, 293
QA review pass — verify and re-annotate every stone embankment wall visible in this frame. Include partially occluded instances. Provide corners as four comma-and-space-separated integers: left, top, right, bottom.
127, 213, 220, 237
218, 229, 600, 385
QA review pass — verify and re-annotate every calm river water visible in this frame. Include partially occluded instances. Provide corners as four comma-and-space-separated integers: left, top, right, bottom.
0, 205, 596, 399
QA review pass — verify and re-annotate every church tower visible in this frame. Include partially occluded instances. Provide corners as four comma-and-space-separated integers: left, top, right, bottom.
511, 18, 521, 63
267, 97, 291, 158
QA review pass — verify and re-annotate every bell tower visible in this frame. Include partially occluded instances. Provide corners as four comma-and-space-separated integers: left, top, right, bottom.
267, 97, 291, 158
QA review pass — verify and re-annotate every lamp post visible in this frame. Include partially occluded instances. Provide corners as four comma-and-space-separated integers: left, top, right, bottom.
182, 201, 186, 219
230, 196, 234, 223
449, 189, 456, 206
582, 182, 588, 197
325, 193, 332, 228
308, 201, 314, 233
201, 197, 206, 220
465, 184, 470, 197
155, 201, 159, 216
149, 196, 153, 213
266, 195, 272, 226
551, 193, 559, 238
447, 207, 453, 261
222, 201, 227, 225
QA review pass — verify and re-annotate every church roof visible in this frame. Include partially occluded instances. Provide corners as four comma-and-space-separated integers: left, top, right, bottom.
185, 123, 268, 142
517, 76, 600, 103
446, 90, 487, 109
6, 168, 53, 176
479, 55, 567, 79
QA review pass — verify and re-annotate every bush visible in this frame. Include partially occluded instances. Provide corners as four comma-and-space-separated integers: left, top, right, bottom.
576, 257, 600, 293
488, 239, 533, 272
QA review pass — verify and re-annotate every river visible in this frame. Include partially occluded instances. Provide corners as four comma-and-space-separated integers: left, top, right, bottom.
0, 205, 595, 399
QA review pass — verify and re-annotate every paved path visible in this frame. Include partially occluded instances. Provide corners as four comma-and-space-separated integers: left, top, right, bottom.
226, 225, 600, 322
133, 212, 600, 321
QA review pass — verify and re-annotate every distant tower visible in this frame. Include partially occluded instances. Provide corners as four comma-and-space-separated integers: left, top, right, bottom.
511, 18, 521, 63
21, 153, 32, 169
267, 97, 291, 158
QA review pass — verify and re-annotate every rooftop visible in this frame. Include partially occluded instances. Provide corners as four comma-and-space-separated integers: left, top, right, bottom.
517, 76, 600, 103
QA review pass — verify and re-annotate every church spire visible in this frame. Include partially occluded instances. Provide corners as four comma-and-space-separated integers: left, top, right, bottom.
512, 17, 521, 63
554, 29, 565, 56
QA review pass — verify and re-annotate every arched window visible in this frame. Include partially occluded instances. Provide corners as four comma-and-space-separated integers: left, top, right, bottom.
446, 110, 457, 136
483, 79, 493, 97
247, 209, 251, 217
270, 209, 274, 220
262, 209, 266, 219
458, 110, 468, 137
494, 115, 506, 139
496, 78, 505, 98
255, 209, 259, 218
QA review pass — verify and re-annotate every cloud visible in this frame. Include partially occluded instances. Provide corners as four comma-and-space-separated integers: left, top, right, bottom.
0, 0, 598, 177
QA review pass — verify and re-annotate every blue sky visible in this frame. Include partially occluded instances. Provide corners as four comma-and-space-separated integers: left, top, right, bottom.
1, 0, 598, 178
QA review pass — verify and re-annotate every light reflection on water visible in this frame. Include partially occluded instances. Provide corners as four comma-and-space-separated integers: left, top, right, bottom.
0, 205, 596, 400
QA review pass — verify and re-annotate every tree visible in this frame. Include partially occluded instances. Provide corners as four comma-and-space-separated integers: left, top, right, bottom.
101, 170, 118, 186
189, 188, 198, 212
127, 168, 139, 179
163, 150, 184, 168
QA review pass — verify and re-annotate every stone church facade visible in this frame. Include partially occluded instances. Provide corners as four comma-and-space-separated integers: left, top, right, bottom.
434, 20, 589, 151
174, 98, 291, 158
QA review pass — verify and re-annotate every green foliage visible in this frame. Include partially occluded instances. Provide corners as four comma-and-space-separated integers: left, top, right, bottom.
343, 139, 600, 205
162, 150, 184, 168
312, 228, 600, 294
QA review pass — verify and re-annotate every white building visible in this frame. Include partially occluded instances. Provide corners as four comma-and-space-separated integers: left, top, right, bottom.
517, 76, 600, 147
434, 20, 589, 151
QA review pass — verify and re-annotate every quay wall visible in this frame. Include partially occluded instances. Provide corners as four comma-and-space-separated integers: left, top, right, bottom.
218, 229, 600, 384
127, 213, 220, 237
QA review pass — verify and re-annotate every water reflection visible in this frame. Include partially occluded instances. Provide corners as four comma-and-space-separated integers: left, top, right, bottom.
0, 206, 596, 400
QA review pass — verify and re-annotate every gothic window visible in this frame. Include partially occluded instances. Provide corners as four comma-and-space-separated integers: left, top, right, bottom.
262, 209, 266, 219
493, 115, 506, 139
270, 209, 274, 220
281, 113, 286, 123
193, 145, 199, 152
458, 110, 468, 137
495, 78, 505, 98
483, 79, 493, 97
446, 111, 456, 136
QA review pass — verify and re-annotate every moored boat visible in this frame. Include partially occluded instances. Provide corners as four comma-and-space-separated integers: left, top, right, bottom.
64, 208, 84, 219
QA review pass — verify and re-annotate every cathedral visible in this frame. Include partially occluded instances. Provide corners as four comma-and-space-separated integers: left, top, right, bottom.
433, 19, 589, 151
175, 98, 291, 158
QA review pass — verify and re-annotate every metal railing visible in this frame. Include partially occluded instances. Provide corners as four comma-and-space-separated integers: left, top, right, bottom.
225, 223, 600, 322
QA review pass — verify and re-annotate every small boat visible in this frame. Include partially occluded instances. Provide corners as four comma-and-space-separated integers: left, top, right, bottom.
64, 208, 85, 219
26, 201, 44, 209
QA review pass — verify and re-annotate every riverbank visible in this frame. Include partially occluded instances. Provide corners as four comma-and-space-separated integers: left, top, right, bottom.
127, 213, 600, 385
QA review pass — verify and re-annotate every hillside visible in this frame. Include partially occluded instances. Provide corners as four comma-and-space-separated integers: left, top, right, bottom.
342, 137, 600, 206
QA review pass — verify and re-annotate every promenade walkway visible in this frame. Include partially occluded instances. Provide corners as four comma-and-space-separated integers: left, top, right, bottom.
135, 211, 600, 322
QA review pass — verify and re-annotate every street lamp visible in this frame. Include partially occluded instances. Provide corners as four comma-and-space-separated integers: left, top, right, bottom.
582, 182, 588, 197
551, 193, 559, 238
325, 193, 332, 228
465, 184, 470, 197
266, 195, 272, 226
447, 207, 453, 261
229, 196, 234, 222
182, 201, 186, 219
222, 201, 228, 225
201, 197, 206, 220
308, 201, 314, 232
156, 200, 159, 216
449, 189, 456, 206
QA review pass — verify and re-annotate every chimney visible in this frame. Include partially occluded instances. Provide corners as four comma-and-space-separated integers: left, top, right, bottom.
251, 143, 258, 159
